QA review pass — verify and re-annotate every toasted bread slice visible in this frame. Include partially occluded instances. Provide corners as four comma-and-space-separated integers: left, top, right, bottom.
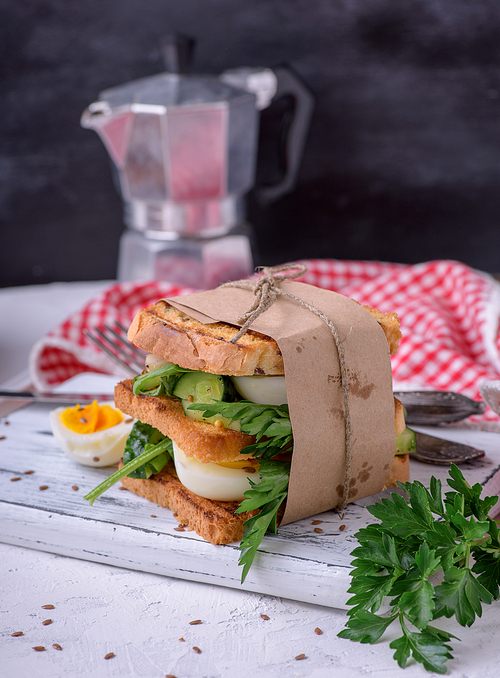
127, 300, 401, 376
115, 379, 256, 463
120, 461, 255, 544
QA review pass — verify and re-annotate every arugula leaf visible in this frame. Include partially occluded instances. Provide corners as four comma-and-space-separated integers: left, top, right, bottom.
338, 464, 500, 673
122, 421, 171, 479
236, 459, 290, 583
188, 401, 293, 460
83, 423, 172, 505
132, 363, 194, 397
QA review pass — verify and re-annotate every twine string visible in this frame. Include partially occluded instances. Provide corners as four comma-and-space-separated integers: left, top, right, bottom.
221, 264, 352, 510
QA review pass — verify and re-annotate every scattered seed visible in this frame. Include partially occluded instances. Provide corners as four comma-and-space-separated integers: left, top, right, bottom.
52, 643, 62, 650
104, 652, 115, 659
150, 514, 157, 518
41, 605, 55, 610
42, 619, 52, 626
10, 477, 21, 482
242, 467, 256, 473
24, 470, 35, 474
174, 526, 185, 532
39, 485, 48, 491
295, 653, 306, 660
4, 420, 9, 424
124, 418, 134, 424
314, 527, 323, 534
314, 627, 323, 635
189, 619, 202, 625
118, 486, 127, 490
0, 436, 6, 441
79, 417, 87, 424
339, 524, 346, 531
311, 520, 323, 525
93, 457, 100, 463
32, 646, 46, 652
165, 675, 177, 678
187, 395, 194, 403
260, 614, 270, 621
178, 637, 185, 642
192, 646, 201, 654
11, 631, 23, 637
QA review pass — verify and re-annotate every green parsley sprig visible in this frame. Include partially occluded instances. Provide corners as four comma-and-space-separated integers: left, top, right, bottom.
236, 459, 290, 583
187, 401, 293, 459
338, 464, 500, 673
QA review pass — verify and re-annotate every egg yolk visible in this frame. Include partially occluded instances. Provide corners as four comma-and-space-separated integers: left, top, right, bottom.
59, 400, 123, 434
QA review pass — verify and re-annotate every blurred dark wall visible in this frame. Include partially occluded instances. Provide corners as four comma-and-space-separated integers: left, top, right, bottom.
2, 0, 500, 287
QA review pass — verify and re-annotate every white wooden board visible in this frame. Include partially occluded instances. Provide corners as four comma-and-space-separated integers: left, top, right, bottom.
1, 394, 500, 610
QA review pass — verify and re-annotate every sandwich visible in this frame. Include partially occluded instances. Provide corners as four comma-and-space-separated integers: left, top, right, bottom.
85, 294, 415, 579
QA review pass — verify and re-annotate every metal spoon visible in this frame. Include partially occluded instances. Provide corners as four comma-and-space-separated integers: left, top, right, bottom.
412, 432, 485, 465
394, 391, 486, 426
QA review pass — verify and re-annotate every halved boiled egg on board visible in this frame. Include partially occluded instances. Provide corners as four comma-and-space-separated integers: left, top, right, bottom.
49, 400, 134, 467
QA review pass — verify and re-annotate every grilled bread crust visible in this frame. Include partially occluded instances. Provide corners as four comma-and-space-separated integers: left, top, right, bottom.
120, 461, 256, 544
114, 379, 256, 463
127, 300, 401, 376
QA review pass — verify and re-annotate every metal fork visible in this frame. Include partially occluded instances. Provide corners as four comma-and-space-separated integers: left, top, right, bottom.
84, 322, 145, 377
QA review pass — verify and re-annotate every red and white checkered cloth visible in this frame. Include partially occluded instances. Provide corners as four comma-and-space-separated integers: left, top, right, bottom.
29, 260, 500, 423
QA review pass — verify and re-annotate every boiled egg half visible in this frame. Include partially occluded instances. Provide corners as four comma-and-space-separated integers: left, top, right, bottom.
231, 375, 287, 405
172, 441, 259, 501
50, 400, 134, 467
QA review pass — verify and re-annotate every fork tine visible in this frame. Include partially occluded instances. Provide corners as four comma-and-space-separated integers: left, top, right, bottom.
83, 329, 139, 377
95, 326, 145, 373
103, 323, 146, 361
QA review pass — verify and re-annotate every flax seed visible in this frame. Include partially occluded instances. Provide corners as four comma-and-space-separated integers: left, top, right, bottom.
314, 527, 323, 533
0, 436, 6, 441
295, 653, 306, 660
311, 520, 323, 525
11, 631, 23, 637
32, 646, 46, 651
42, 619, 52, 626
93, 457, 100, 462
192, 646, 201, 654
189, 619, 202, 625
339, 524, 346, 531
174, 526, 185, 532
24, 470, 35, 474
41, 605, 55, 610
314, 627, 323, 635
178, 637, 185, 642
10, 477, 21, 482
260, 614, 270, 620
52, 643, 62, 650
150, 514, 157, 518
104, 652, 115, 659
242, 467, 256, 473
165, 675, 177, 678
72, 485, 79, 491
39, 485, 48, 491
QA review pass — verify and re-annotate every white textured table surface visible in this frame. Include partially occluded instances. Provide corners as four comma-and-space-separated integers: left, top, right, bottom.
2, 281, 500, 678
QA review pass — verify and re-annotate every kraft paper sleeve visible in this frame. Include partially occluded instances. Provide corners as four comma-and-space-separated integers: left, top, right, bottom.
165, 281, 395, 525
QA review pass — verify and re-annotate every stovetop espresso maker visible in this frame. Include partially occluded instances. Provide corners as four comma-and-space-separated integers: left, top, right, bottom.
81, 36, 313, 287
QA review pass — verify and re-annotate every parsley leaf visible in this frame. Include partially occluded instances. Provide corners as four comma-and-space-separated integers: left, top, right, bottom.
188, 401, 292, 460
236, 459, 290, 583
339, 464, 500, 673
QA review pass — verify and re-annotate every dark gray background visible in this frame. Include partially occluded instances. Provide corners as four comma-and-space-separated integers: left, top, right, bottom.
2, 0, 500, 287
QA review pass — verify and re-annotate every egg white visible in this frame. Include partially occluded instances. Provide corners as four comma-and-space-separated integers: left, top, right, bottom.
231, 375, 287, 405
49, 403, 135, 467
172, 441, 259, 501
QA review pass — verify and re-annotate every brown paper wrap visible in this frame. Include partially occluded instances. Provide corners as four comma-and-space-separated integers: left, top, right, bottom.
165, 281, 395, 525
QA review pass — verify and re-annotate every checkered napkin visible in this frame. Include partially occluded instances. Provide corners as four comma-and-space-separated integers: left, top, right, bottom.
29, 260, 500, 423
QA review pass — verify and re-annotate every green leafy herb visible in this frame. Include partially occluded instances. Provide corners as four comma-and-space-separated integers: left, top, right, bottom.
236, 459, 290, 583
83, 422, 172, 505
132, 363, 194, 397
188, 401, 293, 459
338, 464, 500, 673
